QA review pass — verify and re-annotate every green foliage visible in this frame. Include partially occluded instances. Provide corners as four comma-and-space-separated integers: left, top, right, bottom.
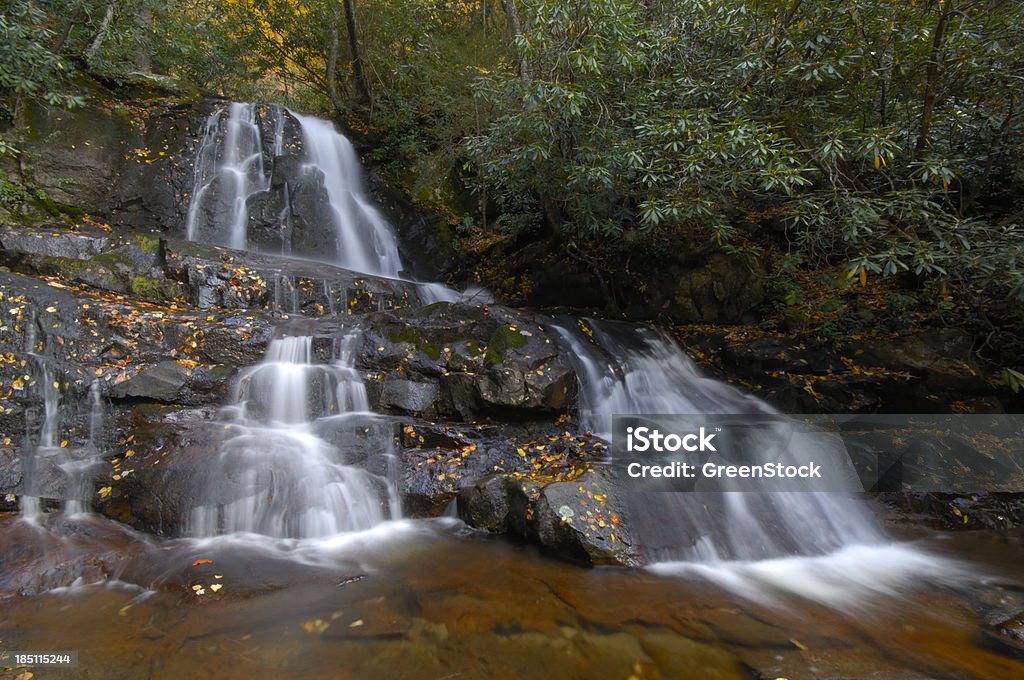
0, 1, 84, 114
465, 0, 1024, 305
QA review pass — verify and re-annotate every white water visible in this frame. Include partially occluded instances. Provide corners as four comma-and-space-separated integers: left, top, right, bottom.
290, 111, 404, 276
188, 333, 398, 538
185, 102, 266, 250
20, 316, 59, 518
62, 381, 106, 515
184, 102, 487, 303
177, 101, 963, 603
551, 319, 964, 601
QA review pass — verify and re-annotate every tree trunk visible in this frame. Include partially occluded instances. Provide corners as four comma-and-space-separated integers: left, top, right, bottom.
85, 0, 117, 66
916, 0, 954, 154
52, 19, 76, 55
500, 0, 530, 80
133, 3, 153, 71
342, 0, 371, 104
326, 3, 343, 111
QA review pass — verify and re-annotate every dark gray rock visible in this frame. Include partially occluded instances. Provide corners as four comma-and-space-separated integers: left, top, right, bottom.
358, 303, 575, 420
164, 238, 419, 314
457, 474, 518, 532
381, 378, 439, 415
533, 468, 639, 567
0, 447, 22, 491
722, 336, 843, 375
0, 228, 109, 260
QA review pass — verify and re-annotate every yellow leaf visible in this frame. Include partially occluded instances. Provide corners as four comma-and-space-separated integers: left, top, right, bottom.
859, 268, 867, 286
303, 619, 329, 634
60, 440, 68, 448
210, 583, 222, 592
874, 156, 881, 170
98, 486, 112, 498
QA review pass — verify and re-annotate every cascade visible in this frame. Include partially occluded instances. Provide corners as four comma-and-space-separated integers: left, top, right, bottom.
551, 319, 892, 563
181, 102, 953, 589
19, 313, 59, 517
62, 381, 106, 515
290, 111, 404, 276
187, 332, 398, 538
185, 102, 266, 250
184, 102, 487, 303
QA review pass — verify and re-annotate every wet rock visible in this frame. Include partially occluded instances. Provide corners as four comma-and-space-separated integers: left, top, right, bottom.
399, 422, 468, 450
96, 412, 224, 536
877, 492, 1024, 530
165, 238, 418, 314
0, 228, 109, 260
0, 514, 146, 596
845, 329, 984, 406
108, 360, 235, 405
457, 474, 522, 533
982, 612, 1024, 660
533, 468, 639, 566
661, 252, 767, 324
358, 303, 575, 420
722, 336, 842, 375
380, 378, 439, 416
245, 162, 340, 259
0, 447, 22, 492
255, 104, 304, 169
0, 225, 178, 301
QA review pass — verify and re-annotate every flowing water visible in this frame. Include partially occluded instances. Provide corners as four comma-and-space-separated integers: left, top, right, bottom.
549, 318, 968, 605
185, 102, 266, 250
187, 332, 398, 538
290, 111, 404, 276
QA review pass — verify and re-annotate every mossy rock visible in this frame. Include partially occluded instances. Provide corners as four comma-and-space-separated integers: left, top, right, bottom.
387, 325, 443, 360
129, 275, 170, 301
484, 323, 527, 364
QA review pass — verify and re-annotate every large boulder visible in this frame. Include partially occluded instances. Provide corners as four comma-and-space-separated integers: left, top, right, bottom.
357, 303, 575, 420
533, 468, 639, 566
19, 98, 208, 233
457, 467, 639, 567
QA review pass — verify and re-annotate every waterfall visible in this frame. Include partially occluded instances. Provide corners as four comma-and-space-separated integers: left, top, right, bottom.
183, 102, 488, 303
289, 111, 404, 276
184, 103, 402, 277
20, 313, 59, 517
188, 332, 397, 538
185, 102, 267, 250
550, 319, 890, 562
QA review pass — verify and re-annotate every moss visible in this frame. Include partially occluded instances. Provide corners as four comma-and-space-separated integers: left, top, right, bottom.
93, 250, 134, 270
129, 274, 167, 301
53, 257, 89, 275
421, 301, 452, 314
387, 325, 443, 360
130, 232, 161, 254
484, 324, 527, 364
